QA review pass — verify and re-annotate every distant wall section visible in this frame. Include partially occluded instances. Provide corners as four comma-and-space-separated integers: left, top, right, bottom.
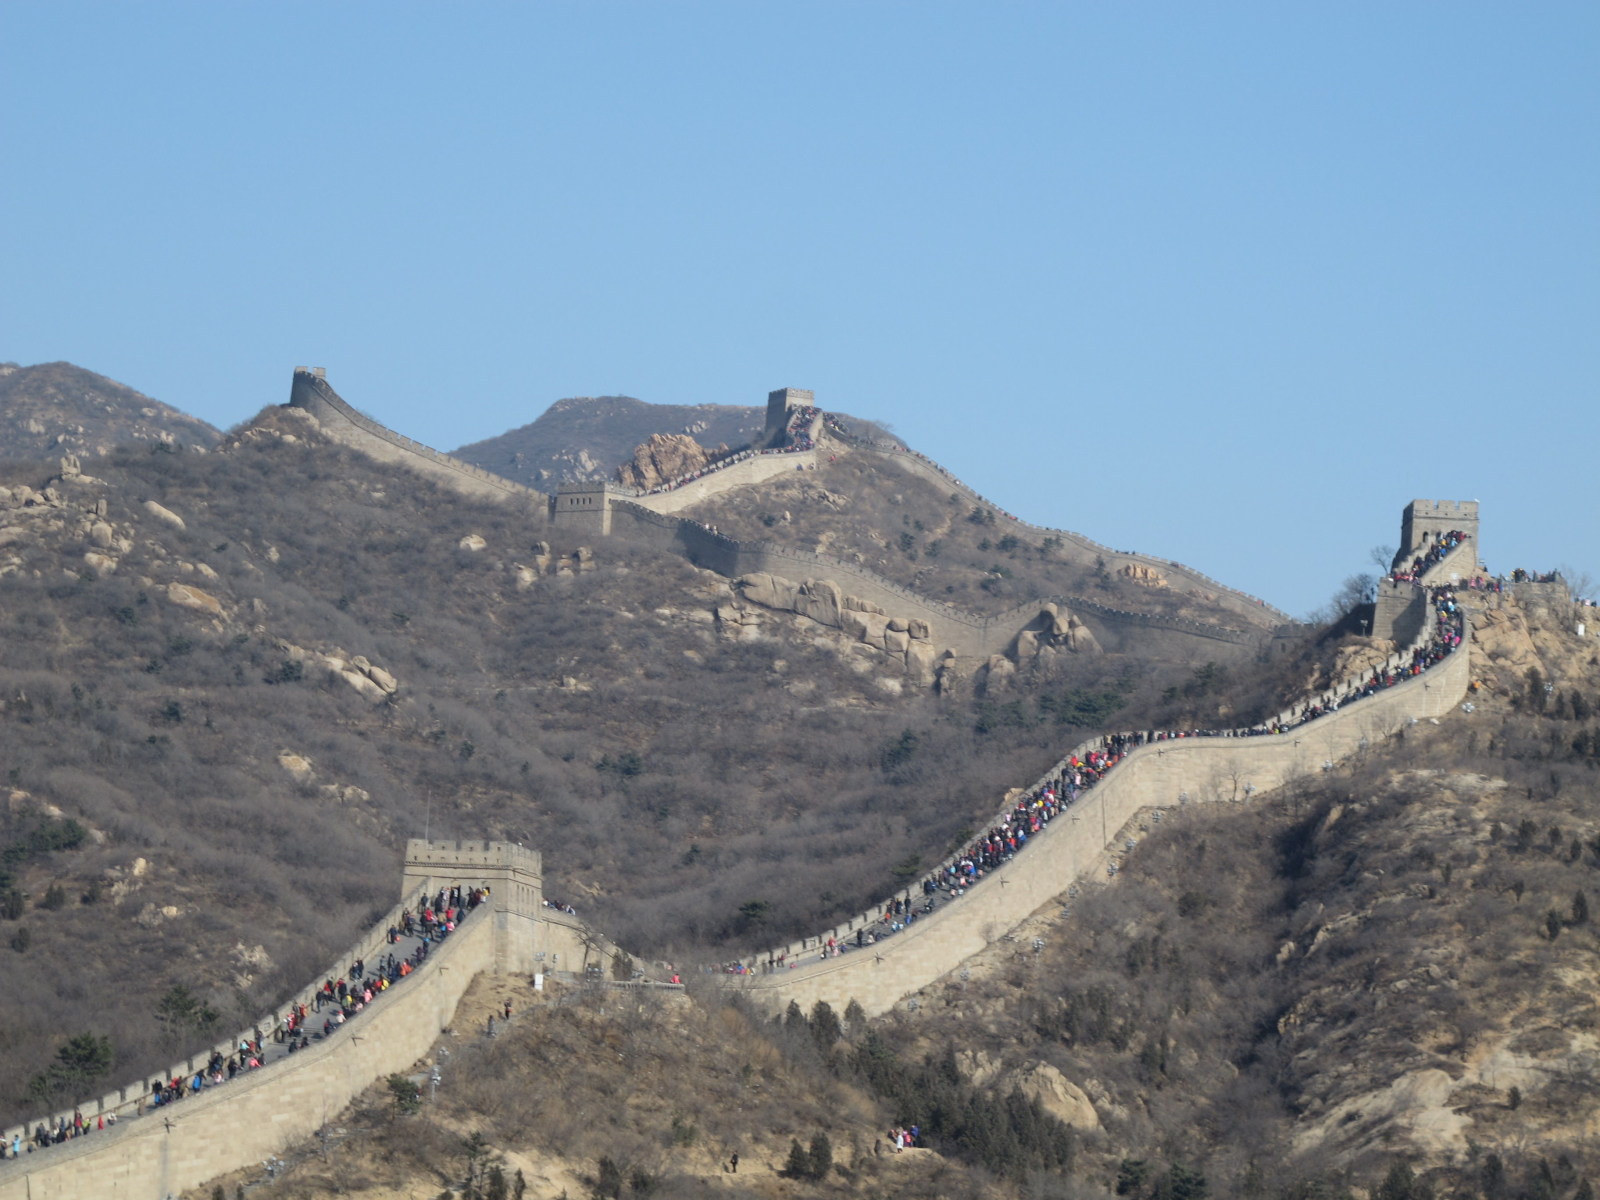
604, 497, 1262, 664
288, 369, 546, 506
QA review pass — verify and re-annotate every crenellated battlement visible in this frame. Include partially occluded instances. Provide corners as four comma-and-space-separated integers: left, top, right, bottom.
1400, 498, 1480, 564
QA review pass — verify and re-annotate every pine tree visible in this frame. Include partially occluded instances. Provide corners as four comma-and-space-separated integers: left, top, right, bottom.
807, 1131, 833, 1180
809, 1000, 842, 1051
783, 1138, 812, 1179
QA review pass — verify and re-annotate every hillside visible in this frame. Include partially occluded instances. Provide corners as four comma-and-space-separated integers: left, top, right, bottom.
191, 584, 1600, 1200
0, 397, 1311, 1131
678, 440, 1282, 631
0, 361, 220, 460
451, 394, 899, 488
452, 396, 763, 487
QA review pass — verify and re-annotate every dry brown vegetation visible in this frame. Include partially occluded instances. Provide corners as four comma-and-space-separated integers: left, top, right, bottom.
0, 406, 1325, 1129
678, 444, 1274, 629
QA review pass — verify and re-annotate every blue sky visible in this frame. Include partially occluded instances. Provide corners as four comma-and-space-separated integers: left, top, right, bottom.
5, 3, 1596, 616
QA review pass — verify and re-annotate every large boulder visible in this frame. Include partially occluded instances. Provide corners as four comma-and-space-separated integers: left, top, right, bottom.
906, 640, 939, 685
166, 583, 221, 615
794, 579, 844, 627
616, 433, 716, 490
1016, 629, 1040, 663
738, 572, 800, 611
1066, 613, 1101, 653
841, 608, 891, 650
143, 500, 186, 530
1012, 1063, 1100, 1131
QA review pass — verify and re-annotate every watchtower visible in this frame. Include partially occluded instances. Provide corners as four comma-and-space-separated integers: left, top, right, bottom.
550, 483, 614, 535
1398, 499, 1480, 569
402, 839, 543, 975
762, 387, 814, 449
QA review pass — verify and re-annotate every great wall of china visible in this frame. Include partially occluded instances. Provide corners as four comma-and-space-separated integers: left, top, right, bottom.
287, 370, 1283, 667
0, 372, 1496, 1200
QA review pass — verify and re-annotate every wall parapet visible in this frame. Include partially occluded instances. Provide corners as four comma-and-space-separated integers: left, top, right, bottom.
608, 499, 1265, 660
728, 605, 1471, 1016
288, 370, 547, 504
0, 901, 493, 1200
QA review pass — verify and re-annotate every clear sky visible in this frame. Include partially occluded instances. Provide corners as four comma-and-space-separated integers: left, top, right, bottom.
5, 3, 1596, 616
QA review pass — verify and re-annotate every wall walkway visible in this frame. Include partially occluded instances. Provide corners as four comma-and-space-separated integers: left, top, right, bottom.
726, 598, 1470, 1017
0, 904, 494, 1200
285, 371, 1278, 666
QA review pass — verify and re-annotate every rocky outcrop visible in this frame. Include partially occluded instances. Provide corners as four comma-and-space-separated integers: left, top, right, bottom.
616, 433, 727, 491
1118, 562, 1167, 587
511, 542, 593, 586
1000, 602, 1101, 674
278, 640, 401, 704
166, 582, 222, 615
733, 572, 944, 682
957, 1052, 1100, 1131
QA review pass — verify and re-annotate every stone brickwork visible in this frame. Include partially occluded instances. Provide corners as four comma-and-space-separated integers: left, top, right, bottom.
1400, 499, 1480, 567
0, 904, 496, 1200
0, 843, 555, 1200
403, 839, 544, 976
288, 369, 543, 506
286, 373, 1278, 667
763, 387, 814, 448
730, 617, 1471, 1017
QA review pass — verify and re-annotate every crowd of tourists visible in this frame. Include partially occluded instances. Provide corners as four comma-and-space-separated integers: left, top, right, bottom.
731, 585, 1468, 975
637, 406, 824, 497
3, 888, 488, 1159
1388, 530, 1470, 582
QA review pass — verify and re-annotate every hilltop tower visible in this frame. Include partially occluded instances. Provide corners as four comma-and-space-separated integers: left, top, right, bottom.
1397, 499, 1480, 571
1373, 499, 1482, 643
550, 482, 615, 534
402, 839, 543, 974
762, 387, 814, 449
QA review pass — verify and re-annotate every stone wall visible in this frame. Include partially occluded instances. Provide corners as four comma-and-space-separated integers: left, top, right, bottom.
0, 905, 495, 1200
403, 839, 544, 976
606, 499, 1263, 666
288, 370, 546, 507
727, 616, 1470, 1017
285, 373, 1277, 667
622, 449, 820, 513
1401, 499, 1480, 563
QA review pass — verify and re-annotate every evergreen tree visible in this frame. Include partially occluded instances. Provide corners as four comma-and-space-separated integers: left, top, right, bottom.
783, 1138, 812, 1179
809, 1000, 842, 1052
807, 1131, 833, 1180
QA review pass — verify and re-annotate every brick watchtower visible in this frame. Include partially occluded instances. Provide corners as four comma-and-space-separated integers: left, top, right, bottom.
1397, 499, 1480, 572
402, 839, 543, 975
762, 387, 814, 449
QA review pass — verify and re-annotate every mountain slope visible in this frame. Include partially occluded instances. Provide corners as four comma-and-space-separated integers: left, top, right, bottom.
0, 361, 220, 460
452, 394, 902, 487
0, 400, 1278, 1128
453, 395, 766, 486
